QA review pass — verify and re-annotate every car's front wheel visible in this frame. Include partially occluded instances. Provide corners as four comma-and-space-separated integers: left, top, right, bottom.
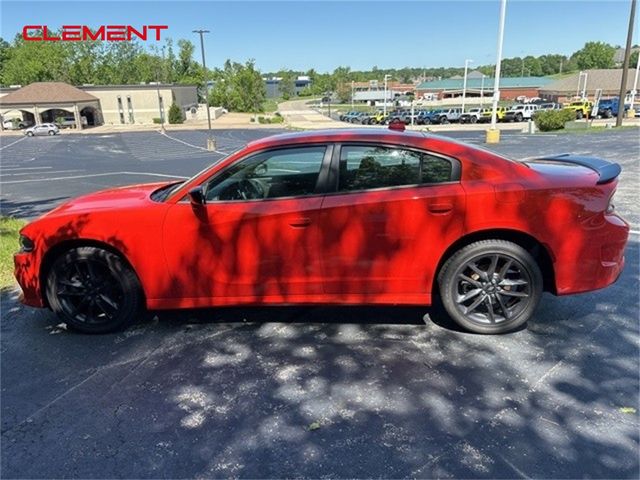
438, 240, 542, 334
26, 131, 34, 137
45, 247, 142, 333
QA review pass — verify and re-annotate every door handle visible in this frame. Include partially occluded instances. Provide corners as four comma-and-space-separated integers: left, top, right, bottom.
428, 203, 453, 214
289, 217, 312, 227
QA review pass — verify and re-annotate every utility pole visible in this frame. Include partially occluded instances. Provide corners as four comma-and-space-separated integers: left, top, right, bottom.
351, 81, 355, 110
193, 29, 215, 150
383, 74, 391, 116
630, 52, 639, 110
462, 59, 473, 113
617, 0, 636, 127
487, 0, 507, 143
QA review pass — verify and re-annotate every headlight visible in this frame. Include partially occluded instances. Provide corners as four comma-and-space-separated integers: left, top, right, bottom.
19, 234, 34, 252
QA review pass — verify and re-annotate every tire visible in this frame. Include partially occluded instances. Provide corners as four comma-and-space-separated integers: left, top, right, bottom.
439, 116, 449, 124
604, 109, 613, 119
515, 113, 523, 122
27, 131, 34, 137
576, 110, 583, 120
48, 130, 55, 136
423, 118, 431, 125
438, 240, 543, 334
470, 116, 478, 124
45, 247, 143, 334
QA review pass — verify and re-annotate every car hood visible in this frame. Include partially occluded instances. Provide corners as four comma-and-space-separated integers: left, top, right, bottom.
42, 181, 174, 218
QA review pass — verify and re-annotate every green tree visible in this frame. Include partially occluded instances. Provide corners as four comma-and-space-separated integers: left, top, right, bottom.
168, 103, 183, 123
630, 50, 639, 69
207, 59, 265, 113
572, 41, 615, 70
277, 70, 295, 100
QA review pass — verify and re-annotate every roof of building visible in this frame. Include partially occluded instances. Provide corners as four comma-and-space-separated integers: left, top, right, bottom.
540, 69, 637, 93
0, 82, 98, 105
417, 76, 553, 90
614, 47, 640, 64
467, 70, 485, 79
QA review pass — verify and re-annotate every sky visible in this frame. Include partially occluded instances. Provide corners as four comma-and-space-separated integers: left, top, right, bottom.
0, 0, 636, 73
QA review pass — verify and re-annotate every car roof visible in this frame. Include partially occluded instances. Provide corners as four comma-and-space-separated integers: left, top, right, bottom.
246, 128, 432, 151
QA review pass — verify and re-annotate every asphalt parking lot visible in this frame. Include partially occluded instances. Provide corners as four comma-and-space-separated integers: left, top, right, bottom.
1, 127, 639, 478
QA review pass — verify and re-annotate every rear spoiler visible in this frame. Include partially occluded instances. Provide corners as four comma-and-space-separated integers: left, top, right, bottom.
533, 153, 622, 185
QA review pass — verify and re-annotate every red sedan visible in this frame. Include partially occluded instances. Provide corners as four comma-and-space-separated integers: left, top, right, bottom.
14, 128, 629, 334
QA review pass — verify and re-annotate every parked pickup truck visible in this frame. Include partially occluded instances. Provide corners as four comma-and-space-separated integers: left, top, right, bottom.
459, 108, 484, 124
504, 104, 539, 122
433, 108, 462, 124
478, 107, 508, 123
564, 100, 593, 119
597, 98, 629, 118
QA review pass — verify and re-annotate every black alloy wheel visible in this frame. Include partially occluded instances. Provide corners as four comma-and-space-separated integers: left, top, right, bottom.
438, 240, 542, 334
46, 247, 142, 333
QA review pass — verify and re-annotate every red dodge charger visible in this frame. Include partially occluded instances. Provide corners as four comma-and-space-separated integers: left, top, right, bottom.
14, 128, 629, 334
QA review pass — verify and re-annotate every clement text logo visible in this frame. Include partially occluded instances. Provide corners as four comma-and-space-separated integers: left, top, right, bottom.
22, 25, 169, 42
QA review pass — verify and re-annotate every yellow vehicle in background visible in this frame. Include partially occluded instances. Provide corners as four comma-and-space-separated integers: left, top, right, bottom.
478, 106, 508, 123
564, 100, 593, 119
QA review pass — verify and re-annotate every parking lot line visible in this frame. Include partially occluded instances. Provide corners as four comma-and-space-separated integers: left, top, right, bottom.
2, 166, 53, 171
0, 171, 188, 185
159, 130, 232, 155
0, 136, 27, 150
5, 169, 84, 177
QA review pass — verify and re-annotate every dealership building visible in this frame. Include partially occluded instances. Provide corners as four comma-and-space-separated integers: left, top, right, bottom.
0, 82, 198, 129
415, 76, 553, 101
538, 69, 638, 102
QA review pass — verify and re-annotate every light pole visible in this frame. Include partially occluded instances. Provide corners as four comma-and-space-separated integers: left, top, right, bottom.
351, 81, 355, 110
488, 0, 507, 142
461, 59, 473, 113
577, 71, 588, 99
193, 29, 215, 151
383, 74, 391, 116
156, 67, 165, 132
480, 74, 486, 106
617, 0, 636, 127
630, 53, 639, 110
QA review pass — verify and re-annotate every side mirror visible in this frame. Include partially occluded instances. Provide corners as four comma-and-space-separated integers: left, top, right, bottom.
188, 186, 206, 206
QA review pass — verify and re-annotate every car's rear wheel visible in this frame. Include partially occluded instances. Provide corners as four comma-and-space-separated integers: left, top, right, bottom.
576, 110, 583, 119
438, 240, 542, 334
48, 130, 55, 136
45, 247, 142, 334
440, 116, 448, 124
27, 131, 34, 137
470, 116, 478, 123
515, 113, 523, 122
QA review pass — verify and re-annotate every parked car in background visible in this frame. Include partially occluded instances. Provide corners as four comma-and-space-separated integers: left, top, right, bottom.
367, 111, 388, 125
339, 111, 358, 122
459, 108, 484, 124
597, 98, 629, 118
504, 104, 539, 122
478, 106, 508, 123
24, 123, 60, 136
56, 116, 76, 129
3, 118, 31, 130
349, 112, 369, 124
564, 100, 593, 119
434, 108, 462, 124
537, 102, 563, 111
416, 109, 443, 125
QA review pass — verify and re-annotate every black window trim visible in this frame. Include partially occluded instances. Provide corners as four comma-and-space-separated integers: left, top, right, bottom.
182, 143, 334, 204
327, 141, 462, 195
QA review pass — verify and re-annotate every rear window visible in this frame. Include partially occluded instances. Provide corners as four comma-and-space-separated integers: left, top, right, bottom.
338, 145, 453, 192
